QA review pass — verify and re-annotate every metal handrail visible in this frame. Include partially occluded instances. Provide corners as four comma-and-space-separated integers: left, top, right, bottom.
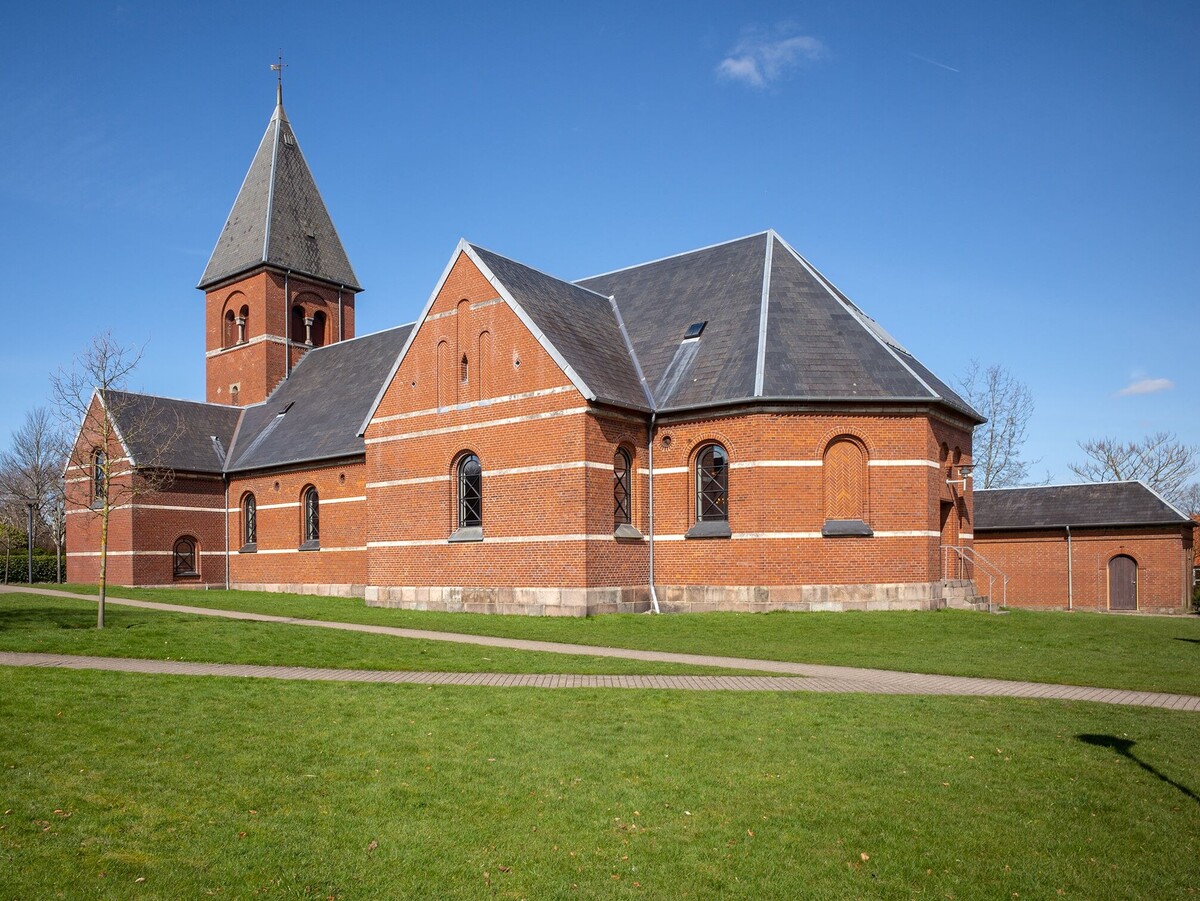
941, 544, 1008, 613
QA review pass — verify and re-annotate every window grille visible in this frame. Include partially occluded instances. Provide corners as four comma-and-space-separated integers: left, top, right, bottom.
244, 494, 257, 545
173, 538, 197, 577
303, 487, 320, 543
695, 444, 728, 521
613, 449, 632, 526
458, 454, 482, 528
92, 450, 106, 502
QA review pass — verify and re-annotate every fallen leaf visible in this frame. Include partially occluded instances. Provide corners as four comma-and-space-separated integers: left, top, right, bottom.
367, 840, 378, 852
498, 865, 511, 873
861, 853, 870, 862
135, 876, 146, 883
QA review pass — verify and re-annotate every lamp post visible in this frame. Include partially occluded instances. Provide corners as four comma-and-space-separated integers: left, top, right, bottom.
25, 501, 34, 584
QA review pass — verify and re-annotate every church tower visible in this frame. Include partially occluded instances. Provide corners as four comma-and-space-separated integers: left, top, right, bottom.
198, 87, 361, 406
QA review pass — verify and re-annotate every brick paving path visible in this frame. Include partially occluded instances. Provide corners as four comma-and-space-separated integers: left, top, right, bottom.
3, 586, 1198, 710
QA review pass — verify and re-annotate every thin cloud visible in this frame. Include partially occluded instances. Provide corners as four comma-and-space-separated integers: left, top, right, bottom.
905, 51, 960, 73
716, 28, 826, 89
1116, 377, 1174, 397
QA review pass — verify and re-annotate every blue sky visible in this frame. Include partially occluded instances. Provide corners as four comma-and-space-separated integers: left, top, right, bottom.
1, 0, 1196, 482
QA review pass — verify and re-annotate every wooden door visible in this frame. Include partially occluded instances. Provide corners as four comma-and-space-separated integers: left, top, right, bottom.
1108, 555, 1138, 611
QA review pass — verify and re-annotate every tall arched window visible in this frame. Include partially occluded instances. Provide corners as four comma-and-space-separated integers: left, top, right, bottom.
173, 537, 197, 578
458, 454, 482, 529
238, 304, 250, 344
291, 305, 306, 346
224, 309, 236, 348
302, 486, 320, 547
613, 448, 632, 527
687, 444, 731, 538
92, 449, 106, 503
312, 310, 327, 347
242, 494, 257, 548
460, 354, 469, 384
823, 437, 872, 536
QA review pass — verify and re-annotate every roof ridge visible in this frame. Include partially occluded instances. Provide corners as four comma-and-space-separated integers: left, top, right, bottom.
752, 232, 774, 396
261, 111, 281, 266
575, 230, 772, 282
978, 479, 1150, 491
103, 387, 242, 410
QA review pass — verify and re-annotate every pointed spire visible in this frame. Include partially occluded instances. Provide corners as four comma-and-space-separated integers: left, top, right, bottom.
198, 86, 360, 291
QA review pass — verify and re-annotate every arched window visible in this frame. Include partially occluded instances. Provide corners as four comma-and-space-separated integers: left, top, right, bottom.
92, 449, 106, 503
242, 494, 257, 548
224, 309, 236, 348
173, 537, 197, 578
823, 437, 871, 536
613, 448, 632, 527
695, 444, 728, 522
238, 304, 250, 344
458, 454, 482, 529
291, 305, 307, 346
460, 354, 469, 384
302, 486, 320, 546
312, 310, 327, 347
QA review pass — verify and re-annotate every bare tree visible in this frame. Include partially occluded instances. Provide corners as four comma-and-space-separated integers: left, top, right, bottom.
51, 333, 178, 627
959, 361, 1038, 488
1069, 432, 1198, 509
0, 406, 67, 575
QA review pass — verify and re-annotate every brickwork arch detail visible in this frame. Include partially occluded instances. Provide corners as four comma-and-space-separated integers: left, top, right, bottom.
814, 425, 876, 460
823, 434, 870, 523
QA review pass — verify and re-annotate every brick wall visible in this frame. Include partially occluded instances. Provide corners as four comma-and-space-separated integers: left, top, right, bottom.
974, 526, 1194, 613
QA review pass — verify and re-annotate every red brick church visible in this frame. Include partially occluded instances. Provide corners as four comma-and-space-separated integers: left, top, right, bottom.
66, 91, 988, 615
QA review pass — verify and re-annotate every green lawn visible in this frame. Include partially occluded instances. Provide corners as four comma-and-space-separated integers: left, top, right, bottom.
1, 667, 1197, 899
45, 584, 1200, 695
0, 593, 749, 677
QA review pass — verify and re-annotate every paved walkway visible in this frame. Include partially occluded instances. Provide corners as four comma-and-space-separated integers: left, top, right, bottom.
3, 586, 1199, 710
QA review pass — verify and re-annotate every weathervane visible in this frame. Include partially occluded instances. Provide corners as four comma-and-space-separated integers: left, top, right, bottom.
270, 51, 288, 104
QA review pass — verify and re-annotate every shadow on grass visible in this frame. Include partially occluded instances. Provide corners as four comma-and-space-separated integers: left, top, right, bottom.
1078, 734, 1199, 806
1174, 637, 1200, 645
0, 605, 101, 631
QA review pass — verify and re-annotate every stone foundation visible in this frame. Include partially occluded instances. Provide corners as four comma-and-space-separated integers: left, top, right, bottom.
232, 582, 365, 598
364, 585, 652, 616
654, 581, 949, 613
365, 581, 957, 615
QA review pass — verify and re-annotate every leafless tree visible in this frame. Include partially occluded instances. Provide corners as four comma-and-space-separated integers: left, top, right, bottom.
51, 332, 178, 627
1175, 483, 1200, 519
1069, 432, 1199, 509
959, 361, 1039, 488
0, 405, 67, 553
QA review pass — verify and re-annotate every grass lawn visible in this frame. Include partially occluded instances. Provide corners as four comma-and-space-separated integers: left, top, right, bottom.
0, 593, 750, 677
1, 667, 1197, 899
46, 583, 1200, 695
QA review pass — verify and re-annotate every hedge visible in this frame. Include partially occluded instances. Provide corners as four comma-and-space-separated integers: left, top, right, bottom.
1, 554, 61, 584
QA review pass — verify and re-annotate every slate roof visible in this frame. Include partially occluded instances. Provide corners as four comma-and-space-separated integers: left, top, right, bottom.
974, 482, 1193, 530
468, 245, 650, 411
578, 231, 982, 420
103, 391, 240, 474
224, 324, 413, 473
198, 101, 360, 291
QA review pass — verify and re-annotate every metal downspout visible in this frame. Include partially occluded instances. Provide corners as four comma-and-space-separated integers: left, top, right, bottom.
284, 270, 291, 378
647, 412, 660, 614
1066, 525, 1073, 611
223, 476, 230, 590
338, 286, 344, 341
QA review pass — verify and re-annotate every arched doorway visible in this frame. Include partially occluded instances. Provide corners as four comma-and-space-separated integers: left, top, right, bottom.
1108, 555, 1138, 611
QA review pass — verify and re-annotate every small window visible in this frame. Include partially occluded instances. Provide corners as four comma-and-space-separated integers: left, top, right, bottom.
312, 310, 327, 347
302, 486, 319, 546
173, 537, 197, 578
613, 449, 632, 527
460, 354, 469, 384
224, 309, 236, 348
458, 454, 482, 528
243, 494, 257, 548
291, 305, 306, 345
695, 444, 728, 522
92, 449, 106, 503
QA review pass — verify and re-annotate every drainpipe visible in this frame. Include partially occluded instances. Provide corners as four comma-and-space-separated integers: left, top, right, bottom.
338, 286, 344, 342
647, 412, 660, 614
1066, 525, 1073, 611
284, 270, 291, 378
224, 477, 231, 590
